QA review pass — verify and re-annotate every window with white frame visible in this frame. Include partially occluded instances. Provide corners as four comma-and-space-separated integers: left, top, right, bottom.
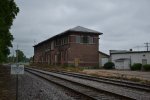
76, 35, 93, 44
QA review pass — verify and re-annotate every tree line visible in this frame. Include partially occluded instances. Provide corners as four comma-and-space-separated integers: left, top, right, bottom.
0, 0, 19, 63
7, 49, 32, 63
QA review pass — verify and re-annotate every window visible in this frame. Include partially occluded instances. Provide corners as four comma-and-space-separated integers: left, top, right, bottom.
89, 37, 93, 44
60, 38, 63, 45
64, 37, 68, 44
51, 41, 54, 50
55, 39, 60, 46
82, 36, 88, 43
76, 36, 80, 43
76, 35, 94, 44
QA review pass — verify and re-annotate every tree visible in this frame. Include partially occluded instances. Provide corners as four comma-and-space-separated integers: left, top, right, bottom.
0, 0, 19, 63
7, 50, 30, 63
29, 57, 33, 62
16, 50, 26, 62
7, 55, 15, 63
103, 62, 115, 69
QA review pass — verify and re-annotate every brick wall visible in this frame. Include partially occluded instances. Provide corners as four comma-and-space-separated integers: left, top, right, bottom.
68, 33, 99, 67
34, 32, 100, 67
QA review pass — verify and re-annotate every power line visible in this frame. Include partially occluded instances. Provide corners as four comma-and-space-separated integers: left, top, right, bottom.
34, 40, 36, 45
144, 42, 150, 51
132, 45, 145, 51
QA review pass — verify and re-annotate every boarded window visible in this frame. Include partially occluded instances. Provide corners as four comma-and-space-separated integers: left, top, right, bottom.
76, 36, 80, 43
51, 41, 54, 50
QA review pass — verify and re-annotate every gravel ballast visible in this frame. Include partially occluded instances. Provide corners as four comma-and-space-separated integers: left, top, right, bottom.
51, 73, 150, 100
18, 72, 75, 100
33, 69, 150, 100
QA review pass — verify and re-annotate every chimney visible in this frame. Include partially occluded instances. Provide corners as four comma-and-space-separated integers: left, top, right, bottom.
130, 49, 132, 51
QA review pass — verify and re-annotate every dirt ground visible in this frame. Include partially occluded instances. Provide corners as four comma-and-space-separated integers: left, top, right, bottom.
29, 64, 150, 84
0, 65, 16, 100
83, 69, 150, 82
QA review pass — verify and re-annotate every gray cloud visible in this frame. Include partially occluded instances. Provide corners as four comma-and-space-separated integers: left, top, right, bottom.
11, 0, 150, 57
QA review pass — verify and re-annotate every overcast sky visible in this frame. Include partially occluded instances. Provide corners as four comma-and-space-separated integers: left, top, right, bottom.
10, 0, 150, 58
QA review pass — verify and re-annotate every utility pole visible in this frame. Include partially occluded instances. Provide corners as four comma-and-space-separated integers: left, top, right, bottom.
16, 44, 18, 100
144, 42, 150, 51
16, 44, 18, 63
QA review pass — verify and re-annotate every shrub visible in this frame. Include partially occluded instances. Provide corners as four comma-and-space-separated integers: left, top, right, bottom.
143, 64, 150, 71
62, 63, 68, 67
103, 62, 115, 69
68, 64, 75, 67
131, 63, 142, 70
92, 64, 100, 69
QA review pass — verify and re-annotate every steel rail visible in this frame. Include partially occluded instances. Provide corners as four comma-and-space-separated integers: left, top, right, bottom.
25, 67, 135, 100
51, 70, 150, 92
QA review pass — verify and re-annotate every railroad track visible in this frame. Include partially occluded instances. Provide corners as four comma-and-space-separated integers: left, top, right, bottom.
51, 70, 150, 92
25, 68, 134, 100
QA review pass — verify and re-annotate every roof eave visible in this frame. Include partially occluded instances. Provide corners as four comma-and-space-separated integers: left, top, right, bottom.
69, 30, 103, 35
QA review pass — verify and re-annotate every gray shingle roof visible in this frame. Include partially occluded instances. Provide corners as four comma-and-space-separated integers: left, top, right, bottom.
110, 50, 150, 54
69, 26, 103, 34
34, 26, 103, 47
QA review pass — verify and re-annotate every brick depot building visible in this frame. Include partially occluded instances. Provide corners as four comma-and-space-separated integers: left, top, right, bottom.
33, 26, 103, 67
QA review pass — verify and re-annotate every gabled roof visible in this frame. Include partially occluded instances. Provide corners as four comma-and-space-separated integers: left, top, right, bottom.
99, 51, 110, 57
69, 26, 103, 34
110, 50, 150, 54
34, 26, 103, 47
115, 58, 130, 61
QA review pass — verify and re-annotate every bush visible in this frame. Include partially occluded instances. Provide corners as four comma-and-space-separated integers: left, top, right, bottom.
68, 64, 75, 67
62, 63, 68, 67
103, 62, 115, 69
131, 63, 142, 70
92, 64, 100, 69
143, 64, 150, 71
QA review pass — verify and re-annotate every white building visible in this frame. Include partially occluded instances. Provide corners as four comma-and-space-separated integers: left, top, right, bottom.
110, 50, 150, 70
99, 51, 110, 67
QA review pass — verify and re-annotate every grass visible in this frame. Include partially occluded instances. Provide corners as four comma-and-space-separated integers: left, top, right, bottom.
27, 63, 150, 85
27, 63, 84, 72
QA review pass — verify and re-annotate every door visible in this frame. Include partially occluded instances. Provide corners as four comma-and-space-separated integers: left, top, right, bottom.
54, 55, 58, 64
142, 59, 147, 65
115, 61, 124, 69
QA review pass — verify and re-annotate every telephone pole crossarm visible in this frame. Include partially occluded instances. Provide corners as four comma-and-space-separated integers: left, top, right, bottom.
144, 42, 150, 51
